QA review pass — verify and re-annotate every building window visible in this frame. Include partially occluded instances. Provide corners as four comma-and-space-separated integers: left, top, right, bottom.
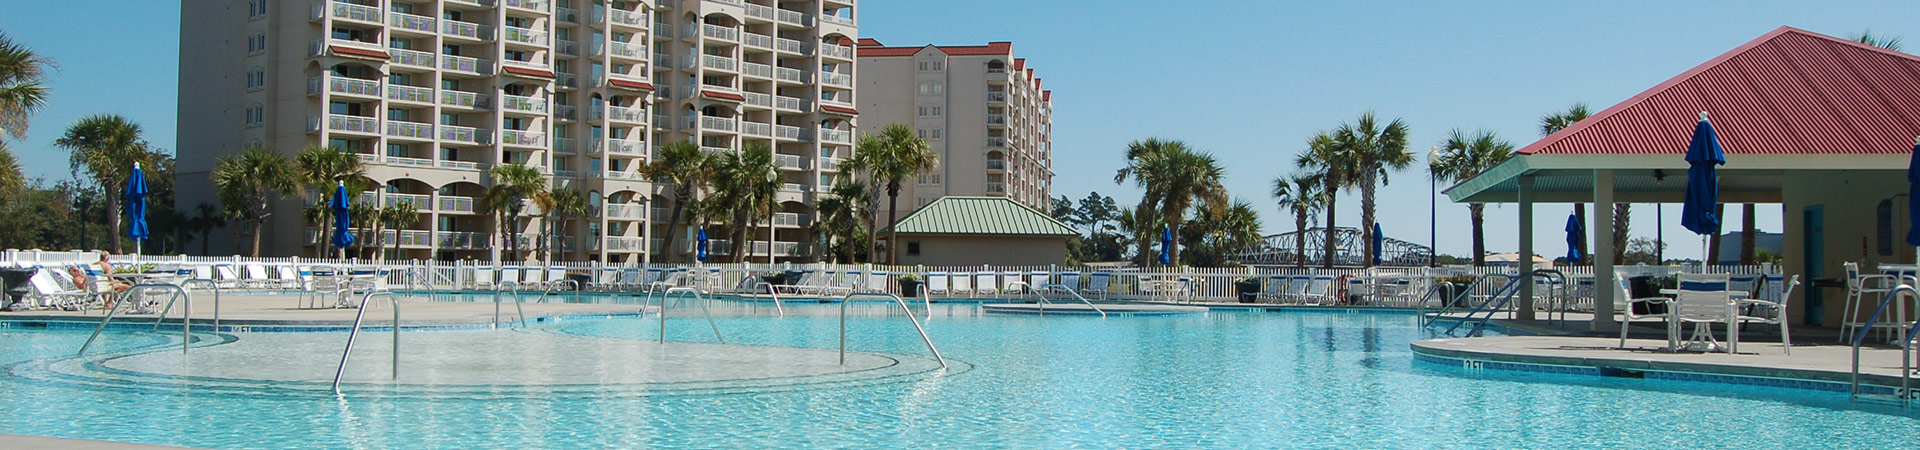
917, 82, 942, 96
917, 128, 942, 140
907, 241, 921, 256
245, 69, 265, 91
916, 105, 942, 117
917, 60, 944, 72
917, 173, 941, 185
247, 34, 267, 54
248, 0, 268, 19
244, 105, 264, 127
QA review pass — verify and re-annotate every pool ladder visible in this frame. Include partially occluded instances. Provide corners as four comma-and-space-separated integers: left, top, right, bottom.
1426, 270, 1568, 337
332, 290, 401, 394
1028, 283, 1106, 317
839, 293, 946, 370
651, 287, 724, 343
1849, 284, 1920, 402
78, 283, 196, 356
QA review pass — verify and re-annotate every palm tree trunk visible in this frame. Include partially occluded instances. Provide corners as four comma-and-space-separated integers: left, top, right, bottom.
1133, 202, 1153, 266
887, 182, 901, 266
1613, 204, 1631, 262
1322, 182, 1338, 269
663, 197, 686, 263
250, 219, 264, 257
109, 192, 122, 254
1295, 213, 1308, 269
1169, 219, 1183, 267
1740, 203, 1756, 265
1469, 204, 1486, 266
1359, 172, 1377, 268
199, 230, 211, 256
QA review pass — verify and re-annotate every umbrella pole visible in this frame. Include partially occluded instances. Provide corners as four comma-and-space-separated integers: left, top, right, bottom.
1701, 235, 1710, 273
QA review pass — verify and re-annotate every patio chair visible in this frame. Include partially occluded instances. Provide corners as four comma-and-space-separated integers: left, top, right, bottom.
499, 266, 523, 290
589, 267, 621, 291
276, 265, 306, 290
28, 267, 90, 311
470, 266, 497, 291
1346, 277, 1371, 306
213, 264, 244, 289
975, 271, 998, 297
1735, 274, 1799, 355
1051, 272, 1081, 298
547, 266, 572, 290
866, 271, 889, 294
1614, 277, 1673, 348
522, 265, 549, 290
772, 270, 819, 295
951, 271, 973, 297
1258, 275, 1289, 303
1841, 262, 1900, 343
1024, 272, 1049, 299
925, 272, 950, 298
1673, 273, 1734, 353
1300, 275, 1335, 306
1001, 272, 1029, 296
1082, 272, 1112, 301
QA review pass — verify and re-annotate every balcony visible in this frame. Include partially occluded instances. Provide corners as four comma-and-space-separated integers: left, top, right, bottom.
702, 24, 739, 42
557, 7, 580, 23
774, 37, 806, 55
503, 0, 550, 13
604, 204, 645, 220
818, 127, 851, 144
385, 120, 434, 140
440, 124, 490, 144
503, 26, 549, 46
307, 75, 380, 97
740, 61, 773, 79
774, 67, 804, 83
986, 136, 1006, 147
699, 146, 730, 156
987, 182, 1006, 194
604, 105, 646, 123
383, 193, 432, 209
604, 170, 648, 181
501, 95, 550, 114
819, 157, 842, 172
441, 19, 493, 42
741, 121, 773, 137
700, 116, 737, 132
388, 48, 435, 67
386, 84, 433, 103
608, 9, 646, 27
555, 104, 578, 121
987, 159, 1007, 171
441, 54, 493, 75
701, 54, 737, 72
773, 153, 804, 170
440, 90, 492, 109
742, 32, 774, 50
773, 212, 802, 227
388, 11, 436, 33
553, 137, 576, 153
774, 95, 804, 111
987, 91, 1007, 103
439, 195, 476, 213
501, 129, 548, 148
781, 183, 804, 193
775, 8, 811, 27
318, 1, 381, 23
744, 3, 775, 20
820, 14, 853, 27
606, 236, 647, 252
742, 91, 773, 108
602, 138, 646, 156
438, 160, 482, 171
436, 231, 487, 250
557, 72, 578, 89
603, 41, 646, 59
774, 124, 804, 141
318, 114, 377, 134
820, 43, 852, 60
987, 113, 1007, 125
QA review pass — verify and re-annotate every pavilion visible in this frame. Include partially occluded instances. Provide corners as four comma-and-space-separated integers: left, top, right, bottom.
1445, 26, 1920, 330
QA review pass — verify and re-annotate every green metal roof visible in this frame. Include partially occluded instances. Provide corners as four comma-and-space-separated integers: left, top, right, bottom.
881, 196, 1078, 236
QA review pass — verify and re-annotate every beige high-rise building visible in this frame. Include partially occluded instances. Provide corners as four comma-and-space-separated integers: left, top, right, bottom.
178, 0, 857, 263
854, 39, 1053, 212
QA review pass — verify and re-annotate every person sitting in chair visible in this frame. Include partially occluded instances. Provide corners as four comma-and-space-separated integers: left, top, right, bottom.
72, 255, 132, 309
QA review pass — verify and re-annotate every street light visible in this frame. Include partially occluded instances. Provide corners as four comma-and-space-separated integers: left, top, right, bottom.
1428, 146, 1441, 267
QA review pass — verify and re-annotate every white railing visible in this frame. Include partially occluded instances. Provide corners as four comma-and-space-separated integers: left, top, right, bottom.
441, 19, 492, 41
775, 95, 804, 111
739, 62, 773, 80
501, 129, 547, 147
385, 121, 433, 139
741, 121, 773, 137
774, 124, 804, 141
386, 84, 433, 103
781, 183, 805, 193
439, 195, 476, 212
744, 3, 775, 20
701, 23, 738, 41
501, 95, 549, 114
775, 67, 804, 83
775, 37, 806, 55
699, 146, 730, 155
503, 0, 549, 13
742, 91, 773, 108
604, 139, 645, 156
819, 157, 842, 171
385, 156, 434, 168
441, 54, 492, 75
604, 170, 648, 181
987, 136, 1007, 147
441, 125, 487, 144
309, 75, 381, 97
818, 127, 851, 144
440, 90, 490, 109
607, 105, 646, 123
819, 13, 853, 27
701, 54, 737, 72
604, 204, 644, 220
700, 116, 737, 132
776, 8, 811, 26
773, 153, 803, 170
608, 9, 645, 27
742, 32, 774, 50
387, 47, 435, 67
384, 193, 431, 209
773, 212, 802, 227
987, 113, 1007, 125
987, 159, 1007, 171
607, 41, 645, 59
503, 26, 549, 46
329, 1, 381, 22
820, 43, 852, 60
388, 12, 436, 33
326, 115, 377, 134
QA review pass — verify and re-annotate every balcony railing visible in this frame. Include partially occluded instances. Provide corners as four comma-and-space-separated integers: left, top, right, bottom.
987, 113, 1007, 125
557, 7, 580, 23
701, 23, 738, 41
386, 84, 433, 103
441, 125, 489, 144
604, 139, 645, 156
608, 9, 646, 27
741, 91, 773, 108
987, 182, 1006, 194
775, 8, 811, 26
501, 95, 550, 114
440, 90, 491, 109
439, 160, 482, 171
605, 41, 645, 59
604, 170, 648, 181
820, 14, 853, 26
700, 54, 736, 72
699, 146, 730, 156
557, 72, 578, 88
987, 159, 1007, 171
383, 193, 432, 209
388, 12, 436, 33
555, 104, 578, 121
774, 124, 804, 141
987, 91, 1007, 102
742, 32, 774, 50
744, 3, 775, 20
501, 129, 548, 147
819, 157, 842, 171
700, 116, 737, 132
818, 127, 851, 144
740, 61, 773, 79
503, 26, 549, 46
775, 67, 804, 83
604, 204, 644, 220
437, 231, 486, 250
781, 183, 804, 193
439, 195, 476, 213
606, 236, 647, 252
386, 121, 434, 139
308, 75, 381, 97
441, 54, 492, 75
553, 137, 576, 153
773, 153, 804, 170
325, 1, 382, 23
741, 121, 773, 137
986, 136, 1007, 147
773, 212, 802, 227
775, 37, 806, 55
387, 48, 434, 67
441, 19, 493, 41
325, 114, 378, 134
503, 0, 550, 13
775, 95, 804, 111
820, 43, 852, 60
606, 105, 646, 123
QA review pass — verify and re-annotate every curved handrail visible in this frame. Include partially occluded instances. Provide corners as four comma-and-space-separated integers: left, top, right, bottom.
332, 290, 401, 394
1851, 284, 1919, 399
79, 283, 192, 356
492, 282, 527, 328
538, 279, 582, 305
839, 293, 947, 370
655, 287, 723, 343
1031, 283, 1106, 317
176, 278, 223, 330
1423, 273, 1515, 326
751, 281, 787, 317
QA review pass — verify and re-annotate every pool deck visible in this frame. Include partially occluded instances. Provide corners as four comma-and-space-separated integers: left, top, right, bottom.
0, 292, 652, 328
2, 435, 200, 450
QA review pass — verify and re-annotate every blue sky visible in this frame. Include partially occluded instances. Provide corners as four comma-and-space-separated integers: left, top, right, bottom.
4, 1, 1918, 257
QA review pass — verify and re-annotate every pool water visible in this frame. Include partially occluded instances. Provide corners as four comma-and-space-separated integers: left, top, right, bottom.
2, 302, 1917, 448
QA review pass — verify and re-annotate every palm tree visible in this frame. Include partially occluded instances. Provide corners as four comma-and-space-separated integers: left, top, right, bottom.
0, 141, 22, 198
534, 188, 588, 262
1180, 198, 1263, 267
706, 144, 779, 263
811, 180, 871, 263
212, 146, 296, 256
378, 201, 421, 261
295, 145, 366, 256
641, 141, 713, 262
847, 124, 937, 265
56, 114, 151, 254
1431, 129, 1515, 266
1114, 138, 1185, 265
1854, 30, 1904, 51
1541, 103, 1595, 261
1294, 132, 1353, 268
1136, 145, 1227, 267
1331, 112, 1411, 268
185, 202, 226, 256
482, 163, 548, 262
0, 33, 53, 141
1271, 172, 1324, 268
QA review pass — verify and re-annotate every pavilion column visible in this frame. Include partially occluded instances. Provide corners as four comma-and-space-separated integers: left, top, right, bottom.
1518, 176, 1536, 321
1592, 170, 1618, 331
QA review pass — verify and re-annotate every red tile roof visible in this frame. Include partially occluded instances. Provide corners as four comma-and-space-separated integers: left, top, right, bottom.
501, 66, 555, 79
1042, 90, 1051, 102
820, 104, 858, 115
1014, 58, 1025, 72
330, 45, 390, 60
1521, 26, 1920, 156
1034, 77, 1041, 90
857, 40, 1011, 57
701, 90, 745, 101
608, 79, 654, 91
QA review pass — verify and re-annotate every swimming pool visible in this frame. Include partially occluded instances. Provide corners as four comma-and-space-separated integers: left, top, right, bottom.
2, 300, 1916, 448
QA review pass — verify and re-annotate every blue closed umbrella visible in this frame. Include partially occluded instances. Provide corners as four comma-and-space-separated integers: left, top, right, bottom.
330, 182, 355, 252
1371, 222, 1384, 266
1681, 112, 1725, 267
123, 162, 150, 255
1564, 213, 1584, 265
696, 227, 709, 262
1907, 136, 1920, 249
1159, 225, 1173, 265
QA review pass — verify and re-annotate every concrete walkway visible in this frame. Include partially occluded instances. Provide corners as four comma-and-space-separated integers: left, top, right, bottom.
2, 435, 200, 450
0, 292, 651, 327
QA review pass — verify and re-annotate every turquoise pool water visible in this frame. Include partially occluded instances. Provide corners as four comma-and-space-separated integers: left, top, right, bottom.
2, 302, 1917, 448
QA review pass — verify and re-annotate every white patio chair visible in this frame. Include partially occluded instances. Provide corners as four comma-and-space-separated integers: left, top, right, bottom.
925, 272, 950, 298
28, 267, 89, 311
951, 272, 973, 297
499, 266, 523, 290
1051, 272, 1081, 299
1259, 275, 1289, 303
522, 265, 549, 290
275, 265, 305, 290
975, 271, 998, 297
1001, 272, 1028, 296
1301, 275, 1336, 306
1736, 274, 1799, 355
1082, 272, 1111, 301
1285, 275, 1312, 304
1841, 261, 1900, 343
590, 267, 621, 291
1614, 277, 1673, 348
1673, 273, 1734, 353
212, 264, 244, 289
242, 263, 275, 289
1024, 272, 1049, 299
866, 271, 889, 294
471, 266, 497, 291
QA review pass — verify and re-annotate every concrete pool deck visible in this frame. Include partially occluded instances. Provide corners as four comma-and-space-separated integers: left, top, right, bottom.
0, 292, 653, 328
3, 435, 201, 450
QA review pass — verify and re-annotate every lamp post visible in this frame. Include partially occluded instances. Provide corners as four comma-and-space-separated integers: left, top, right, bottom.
1429, 146, 1440, 267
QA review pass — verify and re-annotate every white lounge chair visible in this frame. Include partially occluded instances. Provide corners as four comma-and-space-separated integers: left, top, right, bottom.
1001, 272, 1027, 296
522, 265, 549, 290
951, 272, 973, 298
213, 264, 244, 289
29, 267, 90, 311
1301, 275, 1335, 305
1259, 275, 1290, 303
821, 271, 858, 296
925, 272, 950, 298
1081, 272, 1111, 301
617, 267, 645, 292
1050, 272, 1081, 299
276, 265, 305, 290
243, 263, 276, 289
975, 272, 998, 297
471, 266, 498, 291
866, 271, 888, 294
1022, 272, 1048, 298
1736, 274, 1799, 355
499, 266, 523, 290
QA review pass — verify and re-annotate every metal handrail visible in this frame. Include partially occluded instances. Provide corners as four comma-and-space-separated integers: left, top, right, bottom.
79, 283, 192, 356
537, 279, 582, 305
1423, 273, 1515, 326
332, 290, 401, 394
1442, 270, 1561, 336
1529, 269, 1570, 327
176, 278, 223, 330
1032, 283, 1106, 317
655, 287, 723, 343
839, 293, 947, 369
493, 282, 527, 328
751, 281, 787, 317
1851, 284, 1919, 399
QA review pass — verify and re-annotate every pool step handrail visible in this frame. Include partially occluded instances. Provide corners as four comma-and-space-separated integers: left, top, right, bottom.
750, 281, 787, 317
839, 293, 946, 370
492, 282, 527, 328
1441, 271, 1542, 337
1423, 273, 1514, 326
1849, 284, 1919, 401
1030, 283, 1106, 317
332, 290, 401, 394
654, 287, 723, 344
79, 283, 194, 356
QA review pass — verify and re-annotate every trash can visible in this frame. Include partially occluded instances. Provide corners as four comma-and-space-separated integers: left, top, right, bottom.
1627, 275, 1666, 315
566, 274, 591, 290
1235, 279, 1260, 303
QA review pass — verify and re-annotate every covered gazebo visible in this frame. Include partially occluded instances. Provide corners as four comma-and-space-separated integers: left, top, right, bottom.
1446, 26, 1920, 330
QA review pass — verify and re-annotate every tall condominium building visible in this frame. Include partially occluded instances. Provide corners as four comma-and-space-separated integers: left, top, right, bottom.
178, 0, 858, 263
854, 39, 1053, 212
